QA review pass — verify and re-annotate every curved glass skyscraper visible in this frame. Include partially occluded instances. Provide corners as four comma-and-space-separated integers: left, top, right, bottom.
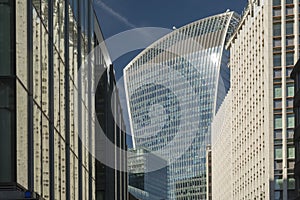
124, 12, 239, 199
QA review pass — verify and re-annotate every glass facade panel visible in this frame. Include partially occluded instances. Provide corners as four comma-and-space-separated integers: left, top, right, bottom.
275, 179, 283, 190
274, 130, 282, 139
274, 100, 282, 109
273, 54, 281, 66
0, 79, 15, 182
287, 98, 293, 107
274, 39, 281, 47
286, 7, 294, 15
0, 0, 13, 75
274, 85, 282, 98
287, 84, 294, 96
273, 9, 281, 16
275, 146, 283, 159
288, 177, 295, 189
275, 160, 283, 169
274, 69, 281, 78
286, 22, 294, 35
0, 0, 117, 199
286, 52, 294, 66
288, 146, 295, 159
273, 24, 281, 37
287, 114, 295, 128
273, 0, 281, 6
286, 67, 293, 76
286, 38, 294, 46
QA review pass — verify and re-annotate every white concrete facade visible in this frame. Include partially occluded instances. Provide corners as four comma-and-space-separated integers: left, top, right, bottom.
211, 91, 233, 200
212, 0, 298, 199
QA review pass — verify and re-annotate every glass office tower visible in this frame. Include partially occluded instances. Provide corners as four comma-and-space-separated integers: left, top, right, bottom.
0, 0, 128, 200
124, 12, 239, 199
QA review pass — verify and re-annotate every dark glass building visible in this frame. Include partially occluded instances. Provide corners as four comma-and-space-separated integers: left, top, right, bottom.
0, 0, 127, 199
95, 64, 128, 200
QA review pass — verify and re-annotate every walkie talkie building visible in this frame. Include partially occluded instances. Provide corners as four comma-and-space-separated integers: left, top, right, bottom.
124, 12, 239, 199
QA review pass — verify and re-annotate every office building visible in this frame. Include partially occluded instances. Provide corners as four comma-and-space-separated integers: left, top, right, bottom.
127, 148, 167, 200
205, 145, 212, 200
211, 91, 232, 200
124, 12, 239, 199
291, 59, 300, 199
0, 0, 128, 199
211, 0, 297, 199
95, 64, 128, 200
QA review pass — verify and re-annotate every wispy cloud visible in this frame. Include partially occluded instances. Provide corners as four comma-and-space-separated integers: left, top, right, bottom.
95, 0, 136, 28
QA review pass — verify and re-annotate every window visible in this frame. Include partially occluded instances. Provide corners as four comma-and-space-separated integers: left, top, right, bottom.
274, 69, 281, 78
275, 146, 283, 159
287, 129, 294, 138
286, 0, 293, 4
287, 114, 295, 128
274, 130, 282, 139
286, 22, 294, 35
273, 0, 281, 6
287, 98, 293, 107
288, 177, 295, 190
286, 7, 294, 15
288, 160, 295, 168
286, 53, 294, 66
273, 54, 281, 66
273, 9, 281, 16
275, 160, 283, 169
274, 100, 282, 109
275, 191, 283, 200
288, 146, 295, 158
273, 23, 281, 36
287, 84, 294, 96
275, 115, 283, 129
286, 68, 293, 76
274, 85, 282, 98
286, 37, 294, 46
274, 39, 281, 47
275, 176, 283, 190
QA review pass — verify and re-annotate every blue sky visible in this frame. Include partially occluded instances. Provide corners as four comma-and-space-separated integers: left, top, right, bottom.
94, 0, 247, 78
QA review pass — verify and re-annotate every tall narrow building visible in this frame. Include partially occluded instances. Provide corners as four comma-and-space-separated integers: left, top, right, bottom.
212, 0, 297, 199
124, 12, 239, 199
292, 59, 300, 199
0, 0, 128, 199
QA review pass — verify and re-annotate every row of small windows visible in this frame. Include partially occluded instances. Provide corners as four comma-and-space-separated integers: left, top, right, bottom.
274, 98, 294, 108
274, 114, 295, 129
273, 37, 295, 47
274, 68, 294, 77
273, 53, 294, 66
273, 0, 293, 6
274, 84, 294, 98
274, 145, 295, 160
273, 7, 294, 16
273, 22, 295, 37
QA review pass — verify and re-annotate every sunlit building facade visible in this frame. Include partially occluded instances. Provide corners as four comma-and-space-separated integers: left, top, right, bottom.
211, 0, 297, 199
292, 59, 300, 199
211, 91, 232, 200
124, 12, 239, 199
0, 0, 127, 200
